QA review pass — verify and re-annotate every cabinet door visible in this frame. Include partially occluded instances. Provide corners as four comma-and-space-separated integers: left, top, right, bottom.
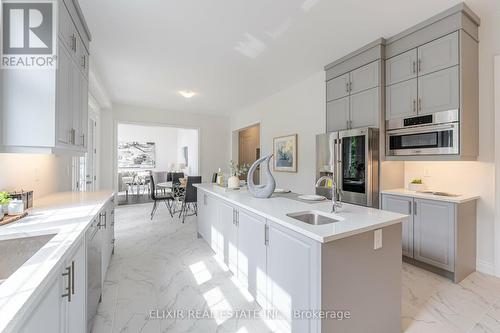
386, 49, 417, 85
67, 239, 86, 333
326, 73, 349, 101
197, 192, 207, 239
350, 61, 379, 94
19, 274, 64, 333
349, 87, 379, 128
237, 209, 267, 308
56, 43, 73, 145
71, 65, 81, 147
218, 200, 238, 274
418, 66, 459, 115
417, 32, 458, 76
267, 223, 316, 333
326, 97, 349, 132
414, 199, 455, 271
386, 78, 418, 119
207, 195, 220, 255
382, 195, 414, 258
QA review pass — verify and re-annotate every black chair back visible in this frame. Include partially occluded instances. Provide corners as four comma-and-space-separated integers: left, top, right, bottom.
171, 172, 185, 185
166, 172, 173, 182
149, 171, 158, 200
212, 172, 218, 183
184, 176, 202, 203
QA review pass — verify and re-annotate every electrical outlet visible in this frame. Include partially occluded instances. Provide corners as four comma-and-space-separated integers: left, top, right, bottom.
374, 229, 382, 250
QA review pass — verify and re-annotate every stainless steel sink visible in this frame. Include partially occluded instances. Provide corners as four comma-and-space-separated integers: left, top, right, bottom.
0, 234, 56, 282
419, 191, 460, 197
286, 211, 340, 225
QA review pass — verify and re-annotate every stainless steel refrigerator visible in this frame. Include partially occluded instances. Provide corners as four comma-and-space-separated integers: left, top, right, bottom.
316, 127, 379, 208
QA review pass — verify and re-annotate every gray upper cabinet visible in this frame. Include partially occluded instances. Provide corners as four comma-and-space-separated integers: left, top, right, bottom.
386, 49, 417, 85
418, 66, 459, 114
417, 32, 459, 76
324, 39, 384, 132
350, 87, 380, 128
326, 97, 349, 132
326, 73, 349, 102
382, 194, 414, 258
386, 78, 418, 119
413, 199, 455, 272
349, 61, 379, 94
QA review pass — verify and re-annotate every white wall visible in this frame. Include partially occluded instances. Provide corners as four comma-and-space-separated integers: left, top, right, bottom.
177, 128, 199, 175
117, 123, 179, 172
0, 154, 72, 199
101, 104, 230, 190
230, 1, 500, 274
231, 71, 325, 193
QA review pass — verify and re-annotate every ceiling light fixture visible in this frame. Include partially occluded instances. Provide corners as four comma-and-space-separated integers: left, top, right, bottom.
178, 90, 197, 98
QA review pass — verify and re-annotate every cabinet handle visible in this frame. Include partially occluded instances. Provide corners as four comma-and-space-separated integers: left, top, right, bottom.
418, 98, 422, 111
349, 82, 352, 92
412, 61, 416, 74
413, 99, 416, 113
203, 194, 207, 205
408, 201, 412, 215
346, 82, 349, 93
264, 225, 269, 246
414, 201, 417, 215
61, 266, 72, 302
418, 59, 422, 73
81, 55, 86, 69
71, 260, 75, 295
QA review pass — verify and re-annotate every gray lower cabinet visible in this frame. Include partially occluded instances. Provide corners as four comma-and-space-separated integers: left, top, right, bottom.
386, 49, 417, 85
386, 78, 418, 119
413, 199, 455, 271
350, 87, 380, 128
382, 195, 413, 257
326, 73, 349, 101
326, 96, 349, 132
381, 193, 477, 282
418, 66, 459, 114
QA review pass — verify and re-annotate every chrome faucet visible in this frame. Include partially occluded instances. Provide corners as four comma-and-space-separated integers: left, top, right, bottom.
315, 175, 342, 213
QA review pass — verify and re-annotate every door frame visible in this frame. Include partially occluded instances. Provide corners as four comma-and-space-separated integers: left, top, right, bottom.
113, 120, 201, 193
231, 122, 262, 182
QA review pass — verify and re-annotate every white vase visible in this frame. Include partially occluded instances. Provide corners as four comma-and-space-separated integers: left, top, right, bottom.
408, 183, 426, 192
228, 176, 240, 189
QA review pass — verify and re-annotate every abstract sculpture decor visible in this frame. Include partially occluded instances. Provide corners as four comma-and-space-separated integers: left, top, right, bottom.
247, 154, 276, 198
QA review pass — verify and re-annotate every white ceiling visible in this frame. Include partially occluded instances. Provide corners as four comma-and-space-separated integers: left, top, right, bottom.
79, 0, 463, 115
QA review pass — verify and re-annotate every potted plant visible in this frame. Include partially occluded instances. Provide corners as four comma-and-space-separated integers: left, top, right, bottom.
0, 192, 12, 216
408, 179, 426, 192
228, 161, 250, 189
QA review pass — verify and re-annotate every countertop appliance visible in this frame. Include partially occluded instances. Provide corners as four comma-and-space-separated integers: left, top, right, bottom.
386, 110, 459, 156
86, 218, 102, 332
316, 127, 379, 208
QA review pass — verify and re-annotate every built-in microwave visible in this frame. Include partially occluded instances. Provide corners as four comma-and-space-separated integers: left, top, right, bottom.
386, 110, 459, 156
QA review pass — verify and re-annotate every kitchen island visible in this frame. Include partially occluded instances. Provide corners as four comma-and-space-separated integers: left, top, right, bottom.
195, 184, 406, 333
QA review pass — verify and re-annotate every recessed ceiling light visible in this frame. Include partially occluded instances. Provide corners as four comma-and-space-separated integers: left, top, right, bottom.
178, 90, 197, 98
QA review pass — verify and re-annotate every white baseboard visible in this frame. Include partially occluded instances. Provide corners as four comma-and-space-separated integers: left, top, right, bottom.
476, 259, 495, 276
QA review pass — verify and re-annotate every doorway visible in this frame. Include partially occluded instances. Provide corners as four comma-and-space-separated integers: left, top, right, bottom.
238, 124, 260, 184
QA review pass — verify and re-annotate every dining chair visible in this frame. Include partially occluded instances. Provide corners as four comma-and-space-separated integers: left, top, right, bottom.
152, 171, 168, 195
149, 171, 174, 219
179, 176, 202, 223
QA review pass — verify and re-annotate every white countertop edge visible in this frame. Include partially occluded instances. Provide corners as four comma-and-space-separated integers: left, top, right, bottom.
380, 189, 480, 204
0, 191, 115, 333
195, 184, 405, 243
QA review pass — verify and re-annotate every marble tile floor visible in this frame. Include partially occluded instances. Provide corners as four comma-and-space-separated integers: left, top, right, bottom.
92, 203, 500, 333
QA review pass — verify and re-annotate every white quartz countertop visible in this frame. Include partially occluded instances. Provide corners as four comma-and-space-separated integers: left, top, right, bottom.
195, 184, 405, 243
0, 191, 114, 333
381, 188, 480, 203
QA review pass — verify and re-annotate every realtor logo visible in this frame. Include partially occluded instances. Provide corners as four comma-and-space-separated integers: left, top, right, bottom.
1, 1, 57, 68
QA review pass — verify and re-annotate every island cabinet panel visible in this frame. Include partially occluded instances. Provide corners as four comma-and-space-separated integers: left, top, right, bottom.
267, 223, 319, 333
382, 194, 414, 258
237, 209, 267, 308
19, 272, 64, 333
414, 199, 455, 272
207, 195, 222, 257
197, 192, 208, 240
217, 200, 238, 274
